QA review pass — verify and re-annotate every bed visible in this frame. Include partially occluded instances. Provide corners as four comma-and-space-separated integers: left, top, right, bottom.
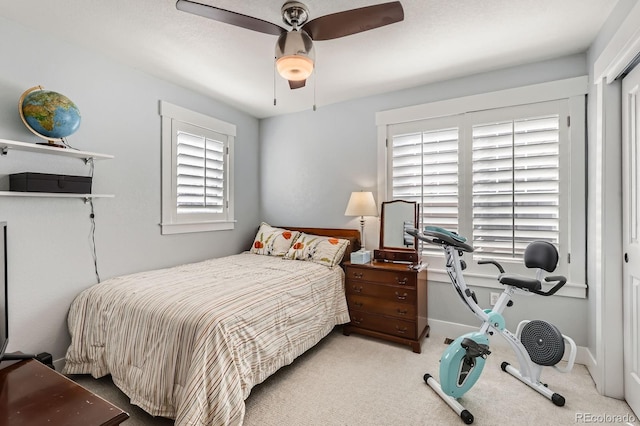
62, 225, 360, 426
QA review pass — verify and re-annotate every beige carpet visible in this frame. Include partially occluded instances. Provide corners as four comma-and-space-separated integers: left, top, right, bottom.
70, 327, 637, 425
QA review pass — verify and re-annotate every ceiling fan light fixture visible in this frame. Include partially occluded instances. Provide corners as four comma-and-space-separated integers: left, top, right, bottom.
275, 30, 315, 82
276, 55, 314, 81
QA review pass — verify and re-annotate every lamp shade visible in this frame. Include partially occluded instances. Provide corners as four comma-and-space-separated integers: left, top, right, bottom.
345, 191, 378, 217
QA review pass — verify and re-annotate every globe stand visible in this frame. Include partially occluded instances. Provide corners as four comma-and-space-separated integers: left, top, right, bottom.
36, 141, 66, 148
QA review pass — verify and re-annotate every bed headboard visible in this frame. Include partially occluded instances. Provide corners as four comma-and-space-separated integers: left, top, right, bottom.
280, 227, 361, 265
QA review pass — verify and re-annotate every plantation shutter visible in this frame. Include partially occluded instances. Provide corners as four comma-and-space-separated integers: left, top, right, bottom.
176, 130, 226, 215
390, 119, 460, 256
471, 114, 560, 260
381, 89, 582, 287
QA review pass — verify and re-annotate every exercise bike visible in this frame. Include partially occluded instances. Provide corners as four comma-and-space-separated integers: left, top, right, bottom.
407, 226, 576, 424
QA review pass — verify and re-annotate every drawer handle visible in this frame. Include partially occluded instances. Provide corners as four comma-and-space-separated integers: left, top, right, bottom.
395, 326, 408, 334
395, 291, 408, 300
353, 302, 363, 308
352, 285, 363, 293
352, 272, 364, 279
397, 308, 408, 315
352, 318, 363, 325
395, 276, 409, 285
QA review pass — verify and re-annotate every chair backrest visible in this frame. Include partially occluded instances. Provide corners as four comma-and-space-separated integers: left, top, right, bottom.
524, 241, 559, 273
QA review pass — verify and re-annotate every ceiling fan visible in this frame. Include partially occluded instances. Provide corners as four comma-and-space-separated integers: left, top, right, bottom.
175, 0, 404, 90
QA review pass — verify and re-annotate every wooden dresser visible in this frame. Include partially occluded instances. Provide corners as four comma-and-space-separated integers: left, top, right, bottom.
343, 260, 429, 353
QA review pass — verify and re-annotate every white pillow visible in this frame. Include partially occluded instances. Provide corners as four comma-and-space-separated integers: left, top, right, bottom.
250, 222, 299, 256
284, 233, 349, 267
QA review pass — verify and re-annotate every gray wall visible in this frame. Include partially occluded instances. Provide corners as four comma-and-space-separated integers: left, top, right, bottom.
260, 54, 591, 345
0, 17, 261, 361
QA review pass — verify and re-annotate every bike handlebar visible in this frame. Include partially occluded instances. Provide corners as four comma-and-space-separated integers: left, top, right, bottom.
532, 276, 568, 296
477, 259, 505, 273
407, 227, 474, 252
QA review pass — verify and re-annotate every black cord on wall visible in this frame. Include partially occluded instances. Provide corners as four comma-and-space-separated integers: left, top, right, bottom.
88, 198, 101, 283
58, 142, 101, 283
86, 158, 100, 283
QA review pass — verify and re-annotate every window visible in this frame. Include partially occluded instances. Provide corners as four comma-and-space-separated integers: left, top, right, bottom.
160, 101, 235, 234
377, 78, 587, 296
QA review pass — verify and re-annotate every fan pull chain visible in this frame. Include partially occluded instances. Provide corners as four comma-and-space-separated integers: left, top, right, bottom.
313, 66, 317, 111
273, 57, 277, 106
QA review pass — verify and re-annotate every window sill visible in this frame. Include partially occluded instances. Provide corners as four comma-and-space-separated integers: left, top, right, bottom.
425, 267, 587, 299
160, 220, 236, 235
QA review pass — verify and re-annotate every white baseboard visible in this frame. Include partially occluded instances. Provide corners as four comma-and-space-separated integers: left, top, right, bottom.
583, 347, 600, 392
584, 346, 598, 371
428, 318, 590, 366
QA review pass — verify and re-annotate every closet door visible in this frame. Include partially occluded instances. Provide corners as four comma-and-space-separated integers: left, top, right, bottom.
622, 62, 640, 418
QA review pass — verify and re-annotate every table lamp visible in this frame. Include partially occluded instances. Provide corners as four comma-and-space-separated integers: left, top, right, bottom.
344, 191, 378, 252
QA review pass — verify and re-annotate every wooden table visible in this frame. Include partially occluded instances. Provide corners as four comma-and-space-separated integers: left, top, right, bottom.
0, 358, 129, 425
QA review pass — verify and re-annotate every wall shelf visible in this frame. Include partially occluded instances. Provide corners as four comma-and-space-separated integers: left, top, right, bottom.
0, 191, 113, 200
0, 138, 113, 161
0, 138, 114, 199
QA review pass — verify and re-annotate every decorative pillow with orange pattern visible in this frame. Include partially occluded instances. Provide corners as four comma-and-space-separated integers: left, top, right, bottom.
284, 233, 350, 267
250, 222, 300, 256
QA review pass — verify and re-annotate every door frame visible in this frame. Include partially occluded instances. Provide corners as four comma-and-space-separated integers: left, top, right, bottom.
591, 1, 640, 399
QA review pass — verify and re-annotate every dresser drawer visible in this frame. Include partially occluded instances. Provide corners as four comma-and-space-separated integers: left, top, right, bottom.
345, 280, 416, 304
348, 310, 417, 339
345, 266, 416, 287
347, 294, 416, 319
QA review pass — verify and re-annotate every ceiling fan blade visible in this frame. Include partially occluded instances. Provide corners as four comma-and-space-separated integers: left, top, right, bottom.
289, 79, 306, 90
176, 0, 285, 36
302, 1, 404, 41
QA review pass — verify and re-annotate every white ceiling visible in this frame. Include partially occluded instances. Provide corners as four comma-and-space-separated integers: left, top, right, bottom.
0, 0, 619, 119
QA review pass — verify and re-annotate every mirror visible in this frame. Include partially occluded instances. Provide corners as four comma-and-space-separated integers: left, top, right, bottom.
374, 200, 419, 263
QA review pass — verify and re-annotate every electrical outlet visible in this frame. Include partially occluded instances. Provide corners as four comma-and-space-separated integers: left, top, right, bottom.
490, 292, 500, 306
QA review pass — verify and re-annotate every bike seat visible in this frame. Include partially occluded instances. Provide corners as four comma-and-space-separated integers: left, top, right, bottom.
498, 274, 542, 292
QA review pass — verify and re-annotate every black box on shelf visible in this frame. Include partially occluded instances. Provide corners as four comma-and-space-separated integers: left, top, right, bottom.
9, 172, 92, 194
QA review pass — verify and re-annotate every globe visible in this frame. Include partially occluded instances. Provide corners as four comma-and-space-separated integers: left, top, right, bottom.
18, 86, 81, 143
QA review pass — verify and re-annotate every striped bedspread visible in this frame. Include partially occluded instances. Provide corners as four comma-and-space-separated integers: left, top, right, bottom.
63, 253, 349, 425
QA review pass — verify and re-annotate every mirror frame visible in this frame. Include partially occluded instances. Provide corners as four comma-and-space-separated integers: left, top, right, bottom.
374, 200, 419, 263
